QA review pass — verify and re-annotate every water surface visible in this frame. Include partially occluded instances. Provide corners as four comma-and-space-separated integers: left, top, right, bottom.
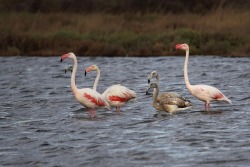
0, 56, 250, 167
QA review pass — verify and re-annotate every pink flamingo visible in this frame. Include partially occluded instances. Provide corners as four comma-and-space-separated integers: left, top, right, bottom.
175, 43, 231, 111
85, 65, 136, 114
60, 53, 110, 118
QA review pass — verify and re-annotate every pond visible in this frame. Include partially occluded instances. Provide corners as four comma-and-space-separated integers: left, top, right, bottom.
0, 56, 249, 166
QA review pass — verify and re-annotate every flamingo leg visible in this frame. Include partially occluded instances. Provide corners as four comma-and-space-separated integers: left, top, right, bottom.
116, 107, 121, 115
207, 103, 211, 111
92, 108, 96, 118
204, 103, 207, 111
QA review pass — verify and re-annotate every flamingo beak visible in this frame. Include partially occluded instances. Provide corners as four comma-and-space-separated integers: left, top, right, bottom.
65, 69, 67, 74
60, 58, 63, 62
175, 44, 182, 50
60, 53, 69, 62
148, 79, 150, 84
85, 70, 87, 76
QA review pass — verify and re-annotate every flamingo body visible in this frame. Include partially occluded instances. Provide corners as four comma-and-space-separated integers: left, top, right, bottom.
175, 43, 231, 111
102, 84, 136, 108
147, 83, 193, 113
75, 88, 109, 109
189, 84, 231, 104
85, 65, 136, 113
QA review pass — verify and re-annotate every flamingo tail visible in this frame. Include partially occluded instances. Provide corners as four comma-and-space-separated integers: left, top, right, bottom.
221, 95, 232, 104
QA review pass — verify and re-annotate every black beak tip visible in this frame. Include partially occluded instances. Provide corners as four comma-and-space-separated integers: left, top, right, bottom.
148, 79, 150, 84
60, 58, 63, 62
85, 71, 87, 76
65, 70, 67, 74
145, 91, 149, 95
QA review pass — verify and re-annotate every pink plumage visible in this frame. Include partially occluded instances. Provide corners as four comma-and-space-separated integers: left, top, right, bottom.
102, 84, 136, 113
175, 44, 231, 111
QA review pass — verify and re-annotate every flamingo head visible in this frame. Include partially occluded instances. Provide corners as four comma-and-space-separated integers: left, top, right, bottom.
175, 43, 189, 51
60, 52, 75, 62
146, 82, 158, 94
85, 64, 99, 76
64, 65, 73, 74
148, 70, 158, 84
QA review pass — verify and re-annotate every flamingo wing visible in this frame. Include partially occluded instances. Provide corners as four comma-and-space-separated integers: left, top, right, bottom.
78, 88, 109, 108
204, 85, 231, 103
157, 92, 188, 102
192, 84, 230, 103
160, 97, 193, 112
103, 85, 136, 104
160, 97, 191, 108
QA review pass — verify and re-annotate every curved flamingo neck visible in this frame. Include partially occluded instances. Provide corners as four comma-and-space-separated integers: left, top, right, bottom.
93, 67, 100, 91
71, 56, 78, 94
153, 86, 161, 110
184, 49, 192, 90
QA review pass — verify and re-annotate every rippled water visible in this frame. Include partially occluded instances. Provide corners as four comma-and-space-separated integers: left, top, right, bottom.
0, 56, 250, 167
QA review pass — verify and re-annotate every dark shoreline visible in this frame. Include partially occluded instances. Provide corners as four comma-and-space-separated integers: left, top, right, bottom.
0, 54, 248, 58
1, 11, 249, 57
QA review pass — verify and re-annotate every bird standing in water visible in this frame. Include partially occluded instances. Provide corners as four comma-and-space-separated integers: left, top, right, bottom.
175, 43, 231, 111
147, 82, 193, 113
60, 53, 110, 118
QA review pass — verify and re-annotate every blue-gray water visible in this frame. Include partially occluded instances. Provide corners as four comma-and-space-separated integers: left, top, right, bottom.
0, 56, 250, 167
